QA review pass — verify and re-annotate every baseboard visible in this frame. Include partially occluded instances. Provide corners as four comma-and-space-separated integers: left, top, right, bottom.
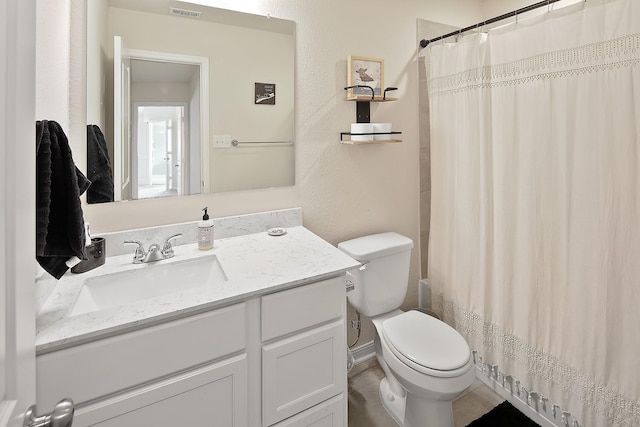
473, 362, 582, 427
350, 340, 376, 365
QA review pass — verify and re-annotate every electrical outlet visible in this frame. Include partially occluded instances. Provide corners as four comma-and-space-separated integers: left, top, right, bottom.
213, 135, 232, 148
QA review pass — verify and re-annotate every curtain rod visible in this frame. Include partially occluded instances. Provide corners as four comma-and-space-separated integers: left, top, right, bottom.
419, 0, 563, 48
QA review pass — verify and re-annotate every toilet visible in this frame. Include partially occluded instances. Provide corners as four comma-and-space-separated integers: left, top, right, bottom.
338, 232, 474, 427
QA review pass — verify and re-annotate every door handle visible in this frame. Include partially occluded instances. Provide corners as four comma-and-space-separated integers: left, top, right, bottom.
24, 398, 74, 427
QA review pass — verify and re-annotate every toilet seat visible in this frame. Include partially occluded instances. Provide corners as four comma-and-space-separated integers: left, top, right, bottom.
381, 311, 471, 378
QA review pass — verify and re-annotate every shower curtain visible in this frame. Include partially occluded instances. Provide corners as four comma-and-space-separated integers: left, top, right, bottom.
426, 0, 640, 426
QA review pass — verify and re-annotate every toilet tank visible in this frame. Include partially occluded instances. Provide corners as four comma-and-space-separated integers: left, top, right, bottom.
338, 232, 413, 317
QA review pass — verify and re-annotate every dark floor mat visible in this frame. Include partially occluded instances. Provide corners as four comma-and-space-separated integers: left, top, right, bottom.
466, 401, 541, 427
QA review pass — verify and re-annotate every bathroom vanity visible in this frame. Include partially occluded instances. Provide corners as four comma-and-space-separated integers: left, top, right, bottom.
35, 217, 359, 427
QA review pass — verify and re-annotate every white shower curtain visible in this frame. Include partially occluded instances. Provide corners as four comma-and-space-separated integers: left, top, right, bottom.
427, 0, 640, 426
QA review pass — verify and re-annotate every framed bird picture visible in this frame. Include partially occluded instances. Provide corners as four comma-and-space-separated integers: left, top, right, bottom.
347, 55, 384, 98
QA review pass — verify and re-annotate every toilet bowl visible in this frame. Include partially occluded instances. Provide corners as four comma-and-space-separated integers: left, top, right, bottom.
372, 310, 475, 426
338, 232, 475, 427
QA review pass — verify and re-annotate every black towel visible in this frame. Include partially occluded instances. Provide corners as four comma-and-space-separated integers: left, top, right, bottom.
86, 124, 114, 203
36, 120, 91, 279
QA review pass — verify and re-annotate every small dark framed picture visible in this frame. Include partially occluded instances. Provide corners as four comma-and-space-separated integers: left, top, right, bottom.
255, 82, 276, 105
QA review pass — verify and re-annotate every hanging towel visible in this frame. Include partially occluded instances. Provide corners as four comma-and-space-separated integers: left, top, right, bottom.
86, 124, 114, 203
36, 120, 91, 279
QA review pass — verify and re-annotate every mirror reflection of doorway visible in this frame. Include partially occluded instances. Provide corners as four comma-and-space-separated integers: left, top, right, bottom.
134, 105, 186, 199
114, 46, 205, 201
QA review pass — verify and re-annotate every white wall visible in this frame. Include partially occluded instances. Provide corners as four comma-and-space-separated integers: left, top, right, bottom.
37, 0, 486, 350
210, 144, 294, 192
85, 0, 108, 128
35, 0, 71, 127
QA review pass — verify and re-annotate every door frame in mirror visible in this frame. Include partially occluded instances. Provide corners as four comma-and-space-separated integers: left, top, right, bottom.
113, 46, 210, 200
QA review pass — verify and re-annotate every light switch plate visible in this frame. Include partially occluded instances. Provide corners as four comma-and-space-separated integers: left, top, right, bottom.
213, 135, 232, 148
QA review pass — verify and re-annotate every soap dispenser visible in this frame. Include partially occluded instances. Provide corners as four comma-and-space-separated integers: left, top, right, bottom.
198, 207, 214, 250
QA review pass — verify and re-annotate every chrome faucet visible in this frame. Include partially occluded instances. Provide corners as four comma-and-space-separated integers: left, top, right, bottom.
124, 234, 182, 264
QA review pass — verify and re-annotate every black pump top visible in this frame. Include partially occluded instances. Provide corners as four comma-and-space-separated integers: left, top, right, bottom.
202, 207, 209, 220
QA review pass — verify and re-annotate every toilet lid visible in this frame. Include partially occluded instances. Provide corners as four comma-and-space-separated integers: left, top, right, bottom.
381, 311, 470, 372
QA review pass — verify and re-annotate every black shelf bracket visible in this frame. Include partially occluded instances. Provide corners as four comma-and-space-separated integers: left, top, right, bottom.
355, 101, 371, 123
344, 86, 399, 123
383, 87, 398, 100
345, 85, 375, 123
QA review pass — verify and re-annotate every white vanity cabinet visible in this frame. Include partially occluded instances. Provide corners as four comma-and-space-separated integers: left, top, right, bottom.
36, 276, 348, 427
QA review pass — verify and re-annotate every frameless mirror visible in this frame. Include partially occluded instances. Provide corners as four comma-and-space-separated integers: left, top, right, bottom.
86, 0, 295, 203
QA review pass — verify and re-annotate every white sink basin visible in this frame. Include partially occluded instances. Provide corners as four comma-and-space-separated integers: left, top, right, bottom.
70, 255, 227, 316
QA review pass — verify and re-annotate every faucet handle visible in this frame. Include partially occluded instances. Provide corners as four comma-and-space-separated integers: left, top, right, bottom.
124, 240, 146, 263
161, 233, 182, 257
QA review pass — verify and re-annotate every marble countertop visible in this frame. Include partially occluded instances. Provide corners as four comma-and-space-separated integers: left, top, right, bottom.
36, 226, 360, 354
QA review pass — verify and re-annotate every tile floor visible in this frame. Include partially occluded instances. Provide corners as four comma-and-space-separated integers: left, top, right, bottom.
348, 358, 504, 427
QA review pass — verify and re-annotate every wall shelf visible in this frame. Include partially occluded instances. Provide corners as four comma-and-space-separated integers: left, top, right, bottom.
340, 132, 402, 145
345, 95, 398, 102
342, 85, 401, 144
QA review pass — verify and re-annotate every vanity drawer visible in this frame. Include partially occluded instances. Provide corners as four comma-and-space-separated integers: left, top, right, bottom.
37, 302, 246, 409
261, 277, 344, 341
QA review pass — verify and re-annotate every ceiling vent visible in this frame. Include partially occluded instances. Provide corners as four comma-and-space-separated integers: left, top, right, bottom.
169, 7, 202, 18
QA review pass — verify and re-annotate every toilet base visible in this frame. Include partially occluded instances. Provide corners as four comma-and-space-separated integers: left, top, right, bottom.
379, 377, 405, 426
404, 392, 454, 427
379, 377, 456, 427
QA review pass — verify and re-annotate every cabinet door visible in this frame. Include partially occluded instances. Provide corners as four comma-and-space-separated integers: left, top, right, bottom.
263, 322, 345, 426
273, 394, 345, 427
73, 354, 248, 427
